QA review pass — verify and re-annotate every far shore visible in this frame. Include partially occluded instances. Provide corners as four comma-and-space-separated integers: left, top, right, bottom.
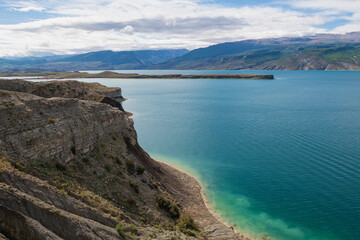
0, 71, 274, 80
155, 158, 254, 240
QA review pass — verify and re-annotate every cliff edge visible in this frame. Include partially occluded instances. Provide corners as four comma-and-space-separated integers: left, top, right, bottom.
0, 80, 245, 239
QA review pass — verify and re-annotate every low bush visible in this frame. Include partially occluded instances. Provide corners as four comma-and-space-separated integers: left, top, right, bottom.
126, 160, 135, 174
156, 195, 180, 219
47, 118, 58, 124
55, 162, 66, 171
129, 180, 139, 193
115, 224, 125, 237
70, 146, 76, 155
177, 213, 200, 237
136, 165, 145, 175
104, 164, 111, 172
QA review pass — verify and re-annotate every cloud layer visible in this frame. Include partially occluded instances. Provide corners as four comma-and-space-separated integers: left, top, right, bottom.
0, 0, 359, 57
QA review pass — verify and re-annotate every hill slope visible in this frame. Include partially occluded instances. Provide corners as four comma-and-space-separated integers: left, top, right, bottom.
152, 32, 360, 70
0, 79, 243, 240
0, 49, 189, 72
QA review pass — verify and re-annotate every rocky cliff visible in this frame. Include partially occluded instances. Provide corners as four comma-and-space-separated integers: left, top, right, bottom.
0, 80, 244, 240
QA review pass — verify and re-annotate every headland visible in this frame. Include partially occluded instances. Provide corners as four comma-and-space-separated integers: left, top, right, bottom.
0, 78, 252, 239
0, 71, 274, 80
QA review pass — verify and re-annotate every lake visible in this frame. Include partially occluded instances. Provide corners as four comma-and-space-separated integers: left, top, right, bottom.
77, 70, 360, 240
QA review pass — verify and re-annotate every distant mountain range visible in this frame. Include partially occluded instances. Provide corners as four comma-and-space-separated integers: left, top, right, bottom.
0, 49, 189, 72
2, 32, 360, 72
152, 32, 360, 70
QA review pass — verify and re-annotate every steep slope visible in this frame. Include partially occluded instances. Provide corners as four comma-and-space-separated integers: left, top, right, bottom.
152, 32, 360, 70
0, 80, 243, 240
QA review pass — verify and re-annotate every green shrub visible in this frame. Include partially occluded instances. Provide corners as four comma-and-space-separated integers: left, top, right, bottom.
58, 189, 66, 195
149, 179, 158, 189
129, 180, 139, 193
104, 164, 111, 172
115, 223, 138, 238
156, 195, 180, 219
25, 139, 35, 147
115, 158, 122, 165
140, 217, 146, 225
129, 224, 137, 234
115, 224, 125, 237
127, 198, 137, 207
148, 232, 157, 238
177, 213, 200, 237
0, 90, 10, 96
55, 162, 66, 171
126, 160, 135, 174
47, 118, 58, 124
70, 146, 76, 155
136, 165, 145, 175
75, 161, 84, 170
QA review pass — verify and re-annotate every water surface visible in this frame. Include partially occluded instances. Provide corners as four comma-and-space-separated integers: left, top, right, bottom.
78, 70, 360, 240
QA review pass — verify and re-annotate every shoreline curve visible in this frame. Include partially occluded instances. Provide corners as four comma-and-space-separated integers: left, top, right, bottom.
154, 158, 254, 240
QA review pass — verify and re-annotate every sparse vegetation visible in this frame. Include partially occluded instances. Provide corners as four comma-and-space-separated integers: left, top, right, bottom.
156, 195, 180, 219
0, 90, 10, 96
126, 198, 137, 207
70, 146, 76, 155
47, 118, 58, 124
75, 161, 84, 170
136, 165, 145, 175
104, 164, 111, 172
148, 232, 157, 238
55, 162, 66, 171
126, 159, 135, 174
129, 180, 139, 193
115, 224, 126, 237
177, 213, 200, 237
115, 158, 122, 165
25, 138, 35, 147
0, 79, 234, 239
58, 189, 66, 195
115, 223, 138, 238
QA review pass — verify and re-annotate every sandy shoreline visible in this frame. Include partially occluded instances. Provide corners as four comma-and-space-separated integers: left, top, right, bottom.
155, 159, 254, 240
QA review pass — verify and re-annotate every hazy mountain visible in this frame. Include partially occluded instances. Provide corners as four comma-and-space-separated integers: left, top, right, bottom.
0, 49, 189, 72
2, 32, 360, 72
152, 32, 360, 70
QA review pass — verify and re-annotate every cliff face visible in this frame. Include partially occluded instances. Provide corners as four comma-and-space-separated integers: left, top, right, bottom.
0, 80, 243, 240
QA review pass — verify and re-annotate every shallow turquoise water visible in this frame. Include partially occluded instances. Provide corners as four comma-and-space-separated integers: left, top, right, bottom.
79, 70, 360, 240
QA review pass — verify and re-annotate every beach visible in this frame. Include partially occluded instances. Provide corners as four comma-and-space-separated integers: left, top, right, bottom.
155, 159, 253, 240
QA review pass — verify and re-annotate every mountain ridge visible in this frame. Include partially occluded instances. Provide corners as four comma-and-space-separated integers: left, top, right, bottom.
152, 32, 360, 70
0, 49, 189, 72
1, 32, 360, 71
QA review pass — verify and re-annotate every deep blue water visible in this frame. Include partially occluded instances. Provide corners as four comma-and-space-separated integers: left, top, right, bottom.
79, 70, 360, 240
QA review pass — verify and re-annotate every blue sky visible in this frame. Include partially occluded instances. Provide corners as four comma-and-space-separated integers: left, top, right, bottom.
0, 0, 359, 57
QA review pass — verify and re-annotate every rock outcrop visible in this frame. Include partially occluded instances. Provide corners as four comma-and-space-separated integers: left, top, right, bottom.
0, 80, 244, 239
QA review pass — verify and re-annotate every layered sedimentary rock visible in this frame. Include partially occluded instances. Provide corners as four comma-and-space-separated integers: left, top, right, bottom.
0, 80, 245, 239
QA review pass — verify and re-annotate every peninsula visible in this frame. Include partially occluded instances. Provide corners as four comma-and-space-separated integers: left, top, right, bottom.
0, 71, 274, 80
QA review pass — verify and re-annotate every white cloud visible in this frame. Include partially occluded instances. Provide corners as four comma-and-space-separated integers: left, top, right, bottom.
288, 0, 360, 13
7, 1, 45, 12
0, 0, 358, 57
287, 0, 360, 33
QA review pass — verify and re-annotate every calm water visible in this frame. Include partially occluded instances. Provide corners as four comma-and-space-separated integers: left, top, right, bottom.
79, 70, 360, 240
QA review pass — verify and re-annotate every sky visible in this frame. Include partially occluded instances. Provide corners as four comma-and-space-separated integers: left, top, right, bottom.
0, 0, 359, 57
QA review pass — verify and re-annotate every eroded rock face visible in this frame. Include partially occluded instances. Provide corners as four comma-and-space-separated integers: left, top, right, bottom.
0, 91, 134, 163
0, 79, 123, 102
0, 80, 243, 240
